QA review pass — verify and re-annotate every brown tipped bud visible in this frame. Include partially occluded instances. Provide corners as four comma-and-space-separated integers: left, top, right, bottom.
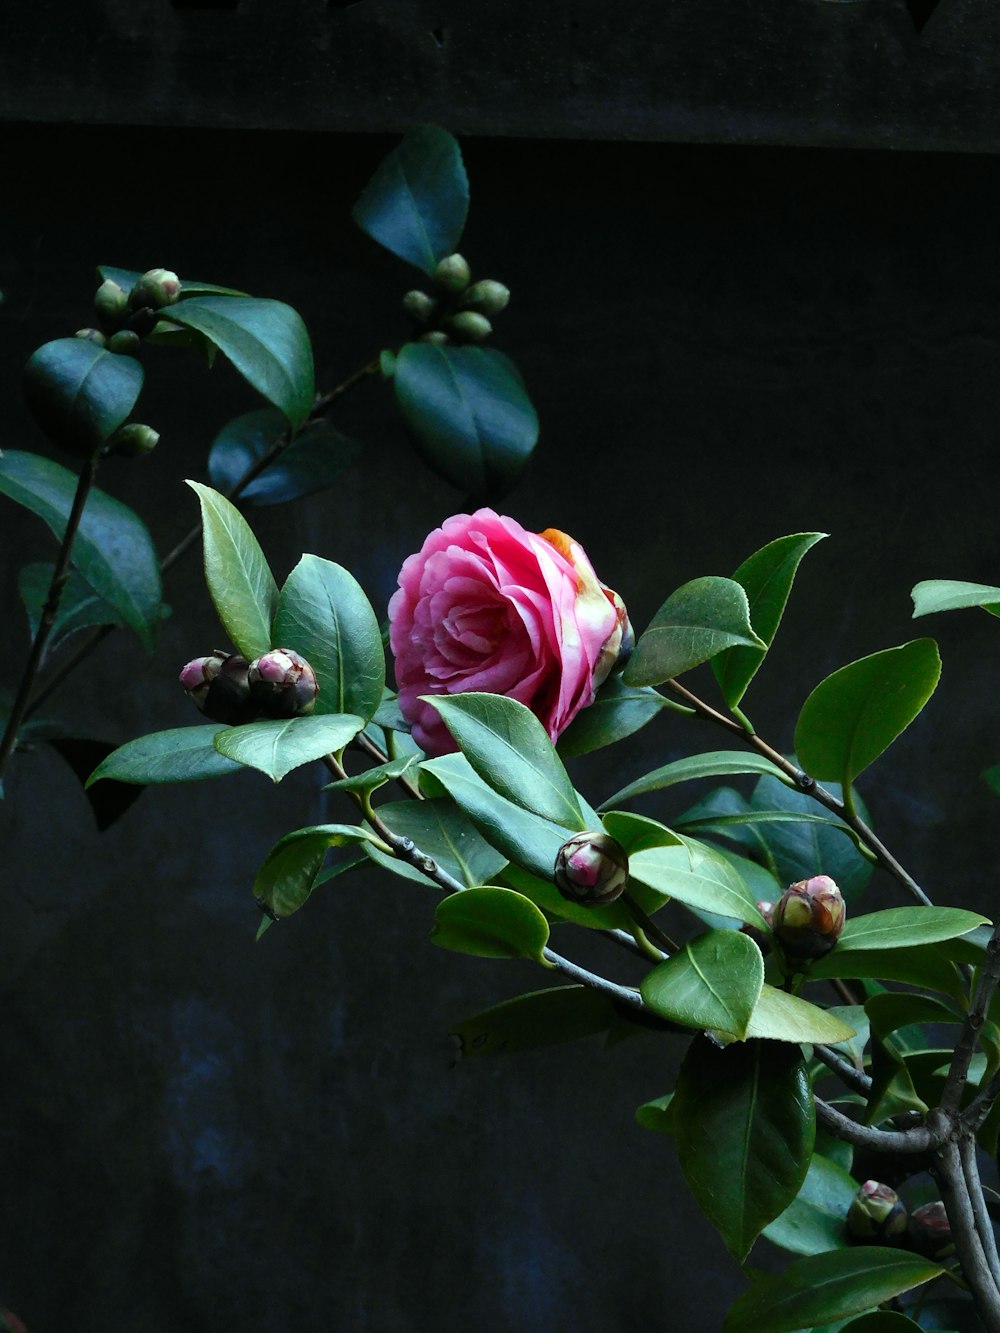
130, 268, 181, 311
461, 279, 510, 316
402, 290, 438, 323
741, 901, 774, 953
447, 310, 492, 343
106, 329, 142, 356
772, 874, 845, 960
554, 831, 629, 906
74, 327, 107, 346
433, 253, 471, 294
847, 1180, 908, 1243
909, 1200, 952, 1258
248, 648, 318, 717
94, 279, 128, 326
418, 330, 450, 346
180, 652, 256, 724
108, 423, 159, 457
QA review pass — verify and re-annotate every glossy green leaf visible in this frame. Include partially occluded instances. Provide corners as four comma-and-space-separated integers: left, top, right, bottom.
714, 532, 827, 708
393, 343, 538, 496
97, 265, 247, 298
556, 676, 670, 758
253, 823, 377, 919
743, 985, 857, 1044
365, 796, 507, 889
865, 991, 962, 1044
167, 296, 314, 430
673, 1038, 814, 1261
207, 408, 361, 506
424, 693, 584, 830
794, 640, 941, 788
323, 754, 418, 796
23, 337, 143, 452
623, 577, 764, 687
0, 451, 161, 651
351, 124, 469, 273
748, 775, 875, 903
600, 750, 791, 811
722, 1247, 942, 1332
912, 578, 1000, 619
837, 906, 989, 951
762, 1152, 857, 1255
676, 807, 867, 857
431, 886, 551, 962
87, 725, 243, 786
450, 985, 620, 1057
186, 481, 278, 659
808, 945, 966, 1003
600, 809, 683, 856
272, 554, 384, 721
641, 930, 763, 1037
19, 561, 122, 652
866, 1036, 928, 1124
213, 713, 364, 782
628, 842, 768, 927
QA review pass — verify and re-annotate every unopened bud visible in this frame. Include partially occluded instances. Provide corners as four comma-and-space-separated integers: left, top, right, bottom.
106, 329, 141, 356
909, 1200, 952, 1258
0, 1311, 29, 1333
554, 831, 629, 906
772, 874, 845, 960
108, 423, 159, 457
461, 279, 510, 316
94, 279, 128, 326
447, 310, 492, 343
180, 651, 256, 724
433, 253, 471, 294
418, 330, 450, 346
248, 648, 319, 717
74, 328, 106, 346
741, 901, 774, 953
402, 290, 437, 323
847, 1180, 908, 1243
130, 268, 181, 311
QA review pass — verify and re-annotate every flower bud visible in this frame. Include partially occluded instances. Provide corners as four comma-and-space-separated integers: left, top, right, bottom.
554, 831, 629, 906
74, 327, 107, 346
461, 279, 510, 316
418, 330, 450, 346
248, 648, 319, 717
772, 874, 845, 960
908, 1200, 952, 1258
847, 1180, 908, 1243
433, 253, 471, 294
130, 268, 181, 311
447, 310, 493, 343
106, 329, 141, 356
0, 1311, 29, 1333
180, 652, 256, 724
401, 290, 438, 323
94, 279, 128, 326
741, 901, 774, 953
108, 423, 159, 457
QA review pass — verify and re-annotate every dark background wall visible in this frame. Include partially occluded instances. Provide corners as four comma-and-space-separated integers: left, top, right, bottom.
3, 5, 1000, 1331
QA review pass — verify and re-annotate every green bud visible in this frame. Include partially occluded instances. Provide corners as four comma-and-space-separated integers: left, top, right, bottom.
401, 290, 437, 323
847, 1180, 908, 1244
447, 311, 492, 343
74, 328, 106, 346
130, 268, 181, 311
94, 279, 128, 326
418, 330, 450, 346
106, 329, 142, 356
554, 831, 629, 906
433, 253, 471, 294
108, 423, 159, 457
461, 279, 510, 316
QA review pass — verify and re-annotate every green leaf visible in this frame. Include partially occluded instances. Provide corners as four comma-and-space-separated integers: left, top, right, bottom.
793, 640, 942, 789
624, 577, 765, 687
186, 481, 279, 659
837, 907, 989, 952
499, 862, 656, 932
556, 675, 670, 758
424, 693, 585, 830
351, 124, 469, 273
207, 409, 361, 506
214, 713, 364, 782
166, 297, 314, 430
722, 1248, 942, 1332
323, 754, 418, 796
365, 796, 507, 889
635, 1095, 676, 1136
912, 578, 1000, 619
600, 750, 791, 811
87, 725, 243, 786
451, 985, 621, 1057
272, 554, 385, 722
714, 532, 827, 708
808, 945, 966, 1004
743, 985, 856, 1044
19, 562, 123, 652
393, 343, 538, 497
431, 887, 551, 963
0, 451, 162, 652
865, 992, 962, 1045
762, 1152, 857, 1256
673, 1038, 814, 1261
675, 808, 867, 857
23, 337, 143, 452
253, 823, 377, 919
641, 930, 763, 1038
628, 842, 768, 927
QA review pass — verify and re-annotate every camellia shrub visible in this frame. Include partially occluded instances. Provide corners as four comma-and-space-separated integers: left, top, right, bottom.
5, 128, 1000, 1332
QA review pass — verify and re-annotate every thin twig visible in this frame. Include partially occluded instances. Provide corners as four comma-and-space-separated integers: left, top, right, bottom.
960, 1133, 1000, 1288
813, 1044, 872, 1096
815, 1098, 947, 1155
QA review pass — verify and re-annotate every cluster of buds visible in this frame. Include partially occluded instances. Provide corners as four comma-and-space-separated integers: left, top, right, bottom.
77, 267, 182, 355
554, 831, 629, 907
908, 1201, 953, 1259
771, 874, 845, 960
179, 648, 318, 725
401, 253, 510, 348
847, 1180, 908, 1244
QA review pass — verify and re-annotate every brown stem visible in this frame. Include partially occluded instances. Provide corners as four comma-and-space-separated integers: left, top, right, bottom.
942, 922, 1000, 1114
935, 1137, 1000, 1330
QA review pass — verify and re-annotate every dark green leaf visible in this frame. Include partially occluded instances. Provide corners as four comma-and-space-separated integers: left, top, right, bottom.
167, 297, 314, 430
794, 640, 942, 789
838, 907, 989, 952
19, 561, 122, 653
431, 887, 551, 963
635, 1095, 676, 1135
808, 945, 966, 1003
673, 1038, 814, 1261
393, 343, 538, 497
323, 754, 418, 796
253, 823, 377, 919
351, 124, 469, 273
23, 337, 143, 452
451, 985, 621, 1057
87, 725, 244, 785
676, 807, 868, 858
865, 992, 962, 1045
214, 713, 364, 782
272, 554, 385, 721
762, 1152, 857, 1256
641, 930, 763, 1037
365, 796, 507, 888
912, 579, 1000, 619
623, 577, 765, 687
748, 775, 875, 903
599, 750, 791, 811
207, 408, 361, 506
47, 737, 145, 830
500, 861, 659, 932
557, 675, 670, 758
714, 532, 827, 708
722, 1248, 942, 1332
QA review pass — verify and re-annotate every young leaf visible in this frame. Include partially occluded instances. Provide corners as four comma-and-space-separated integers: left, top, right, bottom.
743, 985, 857, 1044
253, 823, 377, 919
351, 124, 469, 273
556, 676, 670, 758
623, 577, 765, 687
272, 554, 385, 722
213, 713, 364, 782
0, 451, 162, 651
323, 754, 418, 797
207, 409, 361, 506
793, 640, 942, 790
365, 796, 507, 889
628, 843, 768, 927
672, 1037, 814, 1261
167, 297, 314, 430
23, 337, 143, 453
423, 693, 585, 830
19, 562, 123, 653
640, 930, 763, 1038
431, 887, 551, 963
393, 343, 538, 497
87, 725, 243, 785
713, 532, 826, 708
912, 578, 1000, 619
762, 1152, 858, 1256
186, 481, 278, 659
450, 986, 622, 1058
599, 750, 791, 811
837, 906, 989, 952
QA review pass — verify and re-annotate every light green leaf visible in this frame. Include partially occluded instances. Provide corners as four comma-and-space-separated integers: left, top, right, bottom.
323, 754, 418, 796
23, 337, 143, 453
557, 675, 670, 758
431, 886, 551, 963
912, 579, 1000, 619
623, 577, 765, 687
214, 713, 364, 782
641, 930, 763, 1037
87, 725, 243, 786
837, 906, 989, 951
186, 481, 278, 659
742, 985, 857, 1044
762, 1152, 857, 1256
253, 823, 377, 919
600, 749, 791, 811
628, 842, 768, 927
208, 408, 361, 506
450, 985, 621, 1057
365, 796, 507, 889
793, 640, 942, 789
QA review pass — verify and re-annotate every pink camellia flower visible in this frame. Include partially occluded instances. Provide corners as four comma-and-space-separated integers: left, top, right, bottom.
389, 509, 631, 756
